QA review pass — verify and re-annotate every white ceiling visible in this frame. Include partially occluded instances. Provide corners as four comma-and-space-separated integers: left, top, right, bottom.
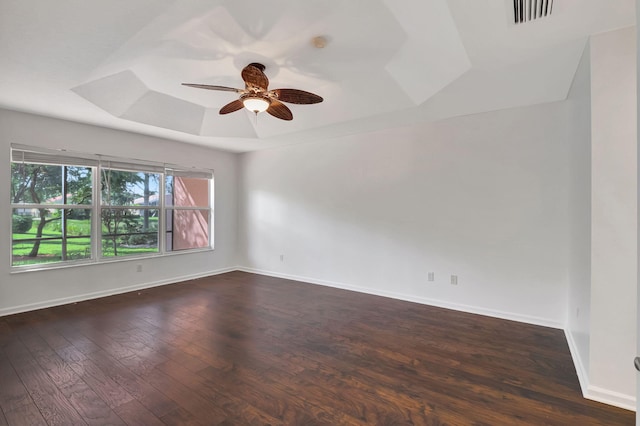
0, 0, 635, 152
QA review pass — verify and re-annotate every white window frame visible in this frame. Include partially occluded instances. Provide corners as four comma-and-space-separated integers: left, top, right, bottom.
164, 168, 213, 254
10, 144, 214, 271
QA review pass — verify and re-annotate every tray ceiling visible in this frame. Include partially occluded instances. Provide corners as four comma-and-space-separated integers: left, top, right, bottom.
0, 0, 634, 152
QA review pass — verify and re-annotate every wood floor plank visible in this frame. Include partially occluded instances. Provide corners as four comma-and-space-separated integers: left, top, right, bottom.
156, 359, 285, 425
156, 312, 416, 424
3, 339, 87, 426
3, 402, 47, 426
33, 322, 71, 351
0, 321, 12, 347
73, 324, 138, 361
53, 327, 102, 356
83, 349, 180, 419
0, 271, 634, 425
140, 366, 230, 422
196, 363, 388, 425
0, 352, 34, 413
112, 399, 164, 426
58, 346, 135, 410
19, 331, 126, 425
160, 407, 207, 426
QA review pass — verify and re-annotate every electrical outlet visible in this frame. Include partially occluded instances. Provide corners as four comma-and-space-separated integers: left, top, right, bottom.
136, 264, 143, 273
280, 254, 284, 262
450, 275, 458, 285
428, 272, 435, 282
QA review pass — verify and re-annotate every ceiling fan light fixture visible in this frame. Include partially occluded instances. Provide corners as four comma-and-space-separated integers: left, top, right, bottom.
242, 96, 270, 113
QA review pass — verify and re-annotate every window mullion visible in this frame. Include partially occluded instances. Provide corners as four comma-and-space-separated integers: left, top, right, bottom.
209, 178, 213, 248
164, 206, 209, 211
93, 164, 101, 262
159, 172, 166, 254
9, 203, 91, 209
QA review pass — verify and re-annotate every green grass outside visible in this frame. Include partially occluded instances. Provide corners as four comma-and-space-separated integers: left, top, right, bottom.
12, 217, 159, 266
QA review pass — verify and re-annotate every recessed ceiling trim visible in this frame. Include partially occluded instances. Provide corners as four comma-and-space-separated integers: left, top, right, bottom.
514, 0, 553, 24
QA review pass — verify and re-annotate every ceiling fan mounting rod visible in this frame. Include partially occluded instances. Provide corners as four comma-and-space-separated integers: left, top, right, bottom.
248, 62, 266, 71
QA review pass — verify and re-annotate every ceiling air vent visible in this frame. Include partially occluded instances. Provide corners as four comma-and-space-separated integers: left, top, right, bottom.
513, 0, 553, 24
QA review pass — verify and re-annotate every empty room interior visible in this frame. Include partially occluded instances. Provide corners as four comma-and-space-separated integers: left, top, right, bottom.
1, 0, 639, 424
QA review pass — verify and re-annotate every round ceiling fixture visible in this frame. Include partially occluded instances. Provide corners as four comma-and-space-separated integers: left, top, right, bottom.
312, 36, 327, 49
242, 96, 270, 113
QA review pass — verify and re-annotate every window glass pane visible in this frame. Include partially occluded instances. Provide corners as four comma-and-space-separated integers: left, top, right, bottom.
101, 208, 159, 257
165, 176, 209, 207
101, 169, 160, 206
67, 167, 93, 205
165, 209, 209, 251
12, 208, 92, 266
11, 164, 92, 205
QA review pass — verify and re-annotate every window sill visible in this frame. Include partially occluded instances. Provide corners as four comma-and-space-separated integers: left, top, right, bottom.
10, 247, 214, 274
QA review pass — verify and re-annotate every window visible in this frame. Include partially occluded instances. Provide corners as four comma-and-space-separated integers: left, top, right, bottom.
101, 168, 161, 258
165, 170, 212, 252
10, 145, 213, 269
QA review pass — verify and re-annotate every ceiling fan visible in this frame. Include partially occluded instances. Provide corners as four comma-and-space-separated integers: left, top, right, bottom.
182, 63, 323, 121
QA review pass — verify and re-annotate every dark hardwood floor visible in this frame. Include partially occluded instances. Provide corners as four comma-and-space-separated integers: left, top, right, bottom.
0, 271, 634, 425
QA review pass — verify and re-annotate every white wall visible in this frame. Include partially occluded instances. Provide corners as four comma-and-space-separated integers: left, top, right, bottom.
565, 42, 592, 391
239, 101, 572, 327
0, 109, 239, 315
589, 27, 638, 409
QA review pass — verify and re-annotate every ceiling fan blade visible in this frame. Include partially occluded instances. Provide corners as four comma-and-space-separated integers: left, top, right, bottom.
242, 64, 269, 91
266, 100, 293, 121
219, 99, 245, 115
273, 88, 323, 105
182, 83, 242, 93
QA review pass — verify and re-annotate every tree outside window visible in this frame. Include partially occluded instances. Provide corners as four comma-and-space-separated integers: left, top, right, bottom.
11, 163, 92, 265
101, 169, 160, 257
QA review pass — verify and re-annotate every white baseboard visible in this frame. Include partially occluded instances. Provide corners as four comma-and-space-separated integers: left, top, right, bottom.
0, 266, 237, 317
237, 267, 563, 329
586, 385, 636, 412
564, 328, 590, 395
563, 329, 637, 412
